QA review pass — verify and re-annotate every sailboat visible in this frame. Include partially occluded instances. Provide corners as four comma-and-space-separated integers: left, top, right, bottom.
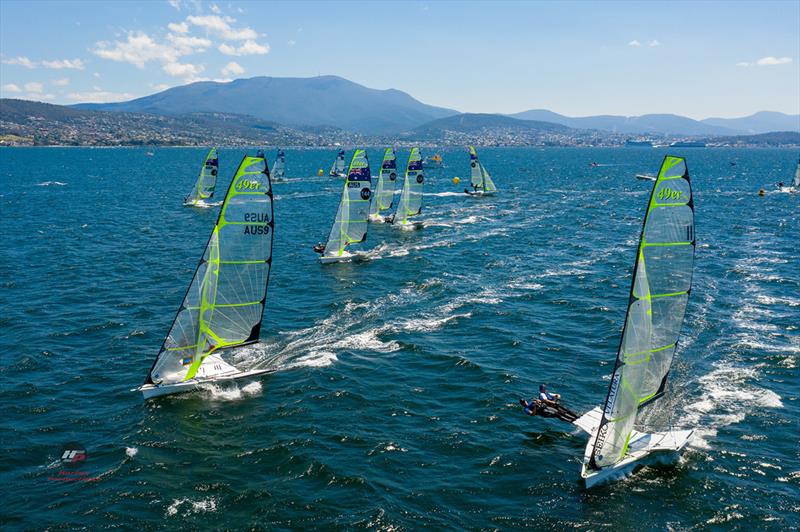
368, 148, 397, 222
138, 153, 275, 399
389, 147, 424, 227
780, 156, 800, 192
464, 146, 497, 196
184, 147, 219, 206
328, 149, 347, 177
316, 149, 372, 263
272, 148, 287, 182
571, 155, 696, 487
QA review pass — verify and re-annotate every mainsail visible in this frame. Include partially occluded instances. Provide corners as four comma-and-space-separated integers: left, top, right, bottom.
273, 149, 286, 180
588, 155, 695, 471
184, 147, 219, 205
794, 156, 800, 189
322, 149, 372, 259
392, 147, 424, 225
468, 146, 497, 194
369, 148, 397, 219
147, 154, 274, 386
329, 149, 346, 177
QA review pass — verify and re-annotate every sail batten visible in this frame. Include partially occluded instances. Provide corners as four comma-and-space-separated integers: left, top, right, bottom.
392, 147, 424, 225
185, 148, 219, 205
322, 149, 372, 257
147, 154, 274, 385
588, 155, 694, 471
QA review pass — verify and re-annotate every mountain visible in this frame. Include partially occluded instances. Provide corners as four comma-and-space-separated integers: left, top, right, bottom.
73, 75, 459, 134
510, 109, 741, 136
407, 113, 572, 145
701, 111, 800, 134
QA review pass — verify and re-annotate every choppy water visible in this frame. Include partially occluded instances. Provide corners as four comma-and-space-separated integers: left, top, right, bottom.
0, 147, 798, 529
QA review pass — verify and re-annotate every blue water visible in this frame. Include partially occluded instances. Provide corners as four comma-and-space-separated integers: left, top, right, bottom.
1, 147, 797, 529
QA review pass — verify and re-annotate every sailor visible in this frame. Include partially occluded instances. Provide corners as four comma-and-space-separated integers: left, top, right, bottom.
778, 182, 784, 188
313, 243, 325, 254
538, 384, 560, 406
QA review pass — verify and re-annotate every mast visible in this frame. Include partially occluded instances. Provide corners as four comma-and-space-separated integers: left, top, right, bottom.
146, 153, 274, 385
588, 155, 695, 470
322, 149, 372, 257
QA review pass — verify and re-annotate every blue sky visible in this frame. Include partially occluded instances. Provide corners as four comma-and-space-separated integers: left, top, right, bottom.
1, 0, 798, 118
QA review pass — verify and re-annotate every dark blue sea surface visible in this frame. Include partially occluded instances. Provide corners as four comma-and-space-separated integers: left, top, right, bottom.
0, 147, 797, 529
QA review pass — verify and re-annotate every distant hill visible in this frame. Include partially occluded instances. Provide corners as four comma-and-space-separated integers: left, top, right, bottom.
73, 75, 459, 134
413, 113, 568, 135
0, 98, 341, 146
510, 109, 740, 136
704, 130, 800, 146
701, 111, 800, 134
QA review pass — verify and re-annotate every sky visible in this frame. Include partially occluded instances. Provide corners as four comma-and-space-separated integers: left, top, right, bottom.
0, 0, 798, 119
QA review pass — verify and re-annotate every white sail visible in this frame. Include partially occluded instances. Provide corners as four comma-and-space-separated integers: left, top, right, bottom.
184, 147, 219, 205
273, 149, 286, 179
322, 149, 372, 259
145, 153, 274, 390
794, 157, 799, 188
329, 149, 346, 177
392, 147, 424, 226
467, 146, 496, 194
369, 148, 397, 219
586, 155, 695, 474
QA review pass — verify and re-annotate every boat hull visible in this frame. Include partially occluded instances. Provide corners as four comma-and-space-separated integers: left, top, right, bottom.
137, 354, 274, 399
319, 252, 354, 264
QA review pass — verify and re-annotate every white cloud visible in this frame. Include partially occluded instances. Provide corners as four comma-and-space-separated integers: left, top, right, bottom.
151, 83, 173, 91
221, 61, 244, 76
166, 33, 212, 52
287, 39, 296, 47
186, 14, 258, 40
24, 82, 44, 93
2, 83, 22, 93
210, 3, 220, 13
648, 40, 661, 47
41, 58, 85, 70
756, 56, 792, 66
736, 61, 752, 67
67, 90, 135, 103
168, 21, 189, 34
628, 40, 641, 47
218, 40, 269, 56
52, 77, 70, 86
93, 32, 184, 68
93, 72, 101, 78
162, 61, 205, 78
167, 0, 181, 9
1, 56, 36, 68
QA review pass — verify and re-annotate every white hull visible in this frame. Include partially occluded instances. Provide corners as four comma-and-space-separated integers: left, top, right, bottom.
575, 407, 693, 488
465, 190, 496, 197
137, 354, 274, 399
368, 213, 389, 223
635, 174, 657, 181
319, 251, 354, 264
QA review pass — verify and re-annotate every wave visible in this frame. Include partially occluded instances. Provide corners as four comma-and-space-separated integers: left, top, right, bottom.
35, 181, 67, 186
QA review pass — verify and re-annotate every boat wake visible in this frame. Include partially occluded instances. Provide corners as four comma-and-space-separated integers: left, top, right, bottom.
35, 181, 67, 186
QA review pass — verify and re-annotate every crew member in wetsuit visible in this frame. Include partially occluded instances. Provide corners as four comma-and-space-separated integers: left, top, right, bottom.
519, 385, 579, 422
313, 243, 326, 254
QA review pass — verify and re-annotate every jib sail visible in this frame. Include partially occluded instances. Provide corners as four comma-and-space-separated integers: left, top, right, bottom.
589, 155, 695, 470
147, 153, 274, 385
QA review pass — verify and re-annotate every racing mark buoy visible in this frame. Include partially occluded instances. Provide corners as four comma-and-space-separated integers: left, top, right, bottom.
758, 188, 765, 196
453, 176, 460, 185
317, 169, 324, 176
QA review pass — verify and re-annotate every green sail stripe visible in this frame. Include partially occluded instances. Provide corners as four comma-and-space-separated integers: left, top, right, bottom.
185, 301, 262, 310
642, 241, 692, 247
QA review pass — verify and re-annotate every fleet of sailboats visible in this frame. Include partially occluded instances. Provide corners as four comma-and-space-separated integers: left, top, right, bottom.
153, 146, 712, 489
